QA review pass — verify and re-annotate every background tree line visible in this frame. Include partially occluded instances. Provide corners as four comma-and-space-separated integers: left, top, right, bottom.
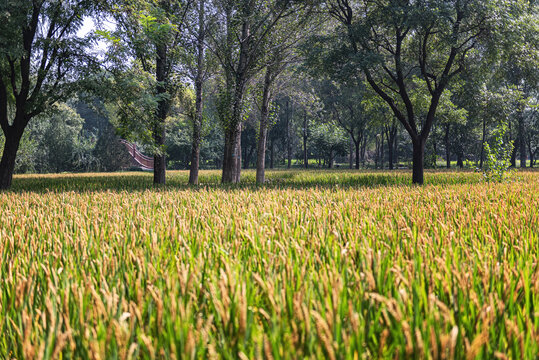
0, 0, 537, 189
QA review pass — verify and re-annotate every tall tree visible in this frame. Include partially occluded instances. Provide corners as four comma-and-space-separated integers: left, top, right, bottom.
0, 0, 97, 189
324, 0, 503, 184
101, 0, 191, 184
211, 0, 309, 183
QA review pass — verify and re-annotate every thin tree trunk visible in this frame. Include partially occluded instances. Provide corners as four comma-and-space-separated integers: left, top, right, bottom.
349, 135, 353, 169
256, 69, 272, 184
328, 149, 333, 169
355, 138, 360, 169
154, 43, 168, 185
189, 0, 205, 185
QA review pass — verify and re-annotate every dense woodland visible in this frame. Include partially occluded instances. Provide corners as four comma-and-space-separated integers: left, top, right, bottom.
0, 0, 537, 188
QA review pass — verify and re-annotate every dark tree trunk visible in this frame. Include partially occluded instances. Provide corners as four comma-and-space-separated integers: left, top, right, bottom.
0, 129, 23, 190
457, 151, 464, 168
189, 0, 205, 185
445, 123, 451, 169
328, 149, 333, 169
154, 43, 168, 185
222, 124, 239, 183
349, 135, 353, 169
412, 138, 425, 185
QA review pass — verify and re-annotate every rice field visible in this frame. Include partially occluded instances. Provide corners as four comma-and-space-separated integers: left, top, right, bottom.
1, 169, 538, 359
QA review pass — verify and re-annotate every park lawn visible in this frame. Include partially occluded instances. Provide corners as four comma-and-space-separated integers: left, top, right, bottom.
0, 169, 538, 359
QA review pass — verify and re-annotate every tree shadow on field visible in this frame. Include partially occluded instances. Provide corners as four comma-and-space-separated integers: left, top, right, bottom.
2, 168, 507, 194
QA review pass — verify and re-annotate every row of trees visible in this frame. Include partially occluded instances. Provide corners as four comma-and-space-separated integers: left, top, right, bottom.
0, 0, 537, 189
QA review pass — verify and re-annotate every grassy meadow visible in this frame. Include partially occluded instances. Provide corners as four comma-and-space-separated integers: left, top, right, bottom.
1, 169, 538, 359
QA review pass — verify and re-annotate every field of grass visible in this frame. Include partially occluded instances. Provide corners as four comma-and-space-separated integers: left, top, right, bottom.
1, 169, 538, 359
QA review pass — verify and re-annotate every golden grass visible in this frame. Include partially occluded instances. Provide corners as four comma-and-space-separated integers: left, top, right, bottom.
0, 169, 538, 359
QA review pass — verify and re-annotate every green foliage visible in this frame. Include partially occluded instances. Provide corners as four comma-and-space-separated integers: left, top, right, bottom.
482, 122, 515, 183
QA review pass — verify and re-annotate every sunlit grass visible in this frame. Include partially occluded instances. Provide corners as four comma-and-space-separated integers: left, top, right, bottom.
1, 169, 538, 359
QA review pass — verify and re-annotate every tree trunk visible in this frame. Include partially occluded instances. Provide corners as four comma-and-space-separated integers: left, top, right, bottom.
445, 123, 450, 169
154, 43, 168, 185
457, 151, 464, 168
189, 0, 205, 185
0, 130, 23, 190
412, 138, 425, 185
256, 70, 273, 183
328, 149, 333, 169
234, 123, 242, 182
349, 135, 353, 169
355, 139, 360, 169
380, 131, 384, 169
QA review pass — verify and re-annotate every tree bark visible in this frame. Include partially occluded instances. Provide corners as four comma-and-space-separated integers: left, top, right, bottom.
221, 17, 250, 183
0, 129, 23, 189
256, 68, 272, 184
349, 135, 353, 169
412, 138, 425, 185
457, 151, 464, 168
154, 43, 168, 185
189, 0, 205, 185
234, 123, 242, 183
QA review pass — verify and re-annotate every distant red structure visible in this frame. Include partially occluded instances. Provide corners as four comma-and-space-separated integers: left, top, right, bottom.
119, 140, 154, 171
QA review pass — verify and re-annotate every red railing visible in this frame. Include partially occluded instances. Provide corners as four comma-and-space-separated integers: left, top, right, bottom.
119, 140, 154, 170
